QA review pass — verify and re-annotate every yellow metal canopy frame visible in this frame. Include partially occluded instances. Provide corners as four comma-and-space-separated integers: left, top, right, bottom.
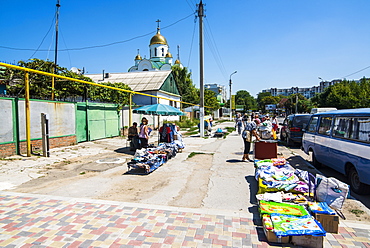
0, 62, 207, 156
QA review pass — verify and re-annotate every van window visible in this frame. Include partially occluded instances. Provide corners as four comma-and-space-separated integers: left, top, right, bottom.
307, 116, 318, 132
355, 117, 370, 142
333, 117, 352, 138
318, 117, 332, 135
332, 117, 370, 142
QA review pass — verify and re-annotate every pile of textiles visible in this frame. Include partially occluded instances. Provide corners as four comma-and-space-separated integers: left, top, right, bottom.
127, 142, 182, 174
255, 159, 314, 194
255, 158, 330, 243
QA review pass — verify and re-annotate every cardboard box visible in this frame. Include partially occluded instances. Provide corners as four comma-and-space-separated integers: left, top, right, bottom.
314, 213, 339, 233
263, 223, 290, 243
291, 235, 323, 248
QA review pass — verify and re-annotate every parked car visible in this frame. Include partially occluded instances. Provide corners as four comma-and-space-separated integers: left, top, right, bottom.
280, 114, 312, 145
302, 108, 370, 195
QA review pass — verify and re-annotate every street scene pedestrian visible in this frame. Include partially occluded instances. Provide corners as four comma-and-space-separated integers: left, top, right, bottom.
241, 118, 260, 161
138, 118, 150, 148
128, 122, 139, 151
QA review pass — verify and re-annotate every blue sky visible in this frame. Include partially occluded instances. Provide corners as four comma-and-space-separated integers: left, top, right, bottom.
1, 0, 370, 97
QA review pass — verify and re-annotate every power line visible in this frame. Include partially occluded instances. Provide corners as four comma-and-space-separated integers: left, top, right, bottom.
187, 21, 197, 68
28, 13, 56, 59
204, 18, 228, 82
342, 65, 370, 79
0, 12, 195, 52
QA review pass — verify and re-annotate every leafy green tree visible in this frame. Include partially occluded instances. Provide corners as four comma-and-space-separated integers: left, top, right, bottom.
89, 82, 131, 110
235, 90, 257, 111
5, 59, 92, 101
311, 79, 370, 109
4, 59, 132, 106
283, 93, 310, 114
204, 89, 220, 114
171, 66, 198, 107
256, 92, 272, 110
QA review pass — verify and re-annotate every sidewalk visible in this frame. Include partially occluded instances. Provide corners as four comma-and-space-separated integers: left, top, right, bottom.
0, 123, 370, 247
1, 190, 370, 248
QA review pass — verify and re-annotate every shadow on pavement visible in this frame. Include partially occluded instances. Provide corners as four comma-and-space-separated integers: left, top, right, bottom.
114, 147, 135, 155
226, 159, 243, 163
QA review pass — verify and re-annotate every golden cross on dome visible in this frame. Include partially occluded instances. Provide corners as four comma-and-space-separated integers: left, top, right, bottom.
156, 19, 161, 32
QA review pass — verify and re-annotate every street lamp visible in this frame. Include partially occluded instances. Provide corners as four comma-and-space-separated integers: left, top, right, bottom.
229, 71, 237, 121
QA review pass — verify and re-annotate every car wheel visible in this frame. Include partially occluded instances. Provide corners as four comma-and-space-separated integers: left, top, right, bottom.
348, 167, 369, 195
309, 151, 321, 168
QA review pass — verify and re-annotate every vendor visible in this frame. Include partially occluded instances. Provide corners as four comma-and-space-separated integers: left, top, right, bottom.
128, 122, 139, 151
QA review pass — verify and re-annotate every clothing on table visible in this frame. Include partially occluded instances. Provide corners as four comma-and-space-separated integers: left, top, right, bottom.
159, 123, 173, 143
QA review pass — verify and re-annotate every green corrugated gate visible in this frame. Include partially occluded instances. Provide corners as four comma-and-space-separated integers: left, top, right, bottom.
76, 102, 120, 143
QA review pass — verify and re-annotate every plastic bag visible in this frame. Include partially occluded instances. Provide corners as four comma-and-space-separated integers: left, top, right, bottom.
315, 174, 349, 211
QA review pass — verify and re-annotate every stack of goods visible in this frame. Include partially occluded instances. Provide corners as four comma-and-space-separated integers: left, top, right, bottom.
255, 159, 314, 194
127, 143, 181, 174
255, 158, 333, 247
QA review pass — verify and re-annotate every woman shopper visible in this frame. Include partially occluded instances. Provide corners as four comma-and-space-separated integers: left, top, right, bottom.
241, 118, 260, 162
235, 113, 243, 135
139, 118, 150, 148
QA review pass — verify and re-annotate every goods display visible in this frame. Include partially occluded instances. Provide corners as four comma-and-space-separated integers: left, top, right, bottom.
270, 213, 326, 237
127, 142, 183, 174
255, 157, 346, 244
259, 200, 309, 217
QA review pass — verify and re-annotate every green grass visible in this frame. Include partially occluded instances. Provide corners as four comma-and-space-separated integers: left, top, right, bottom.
350, 209, 364, 217
188, 152, 206, 158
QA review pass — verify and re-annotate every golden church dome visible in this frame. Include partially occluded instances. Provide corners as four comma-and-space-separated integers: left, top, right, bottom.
175, 59, 181, 64
166, 52, 173, 58
150, 30, 168, 46
135, 54, 142, 60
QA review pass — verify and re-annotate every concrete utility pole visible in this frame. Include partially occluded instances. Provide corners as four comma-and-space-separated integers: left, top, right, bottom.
197, 1, 205, 137
52, 0, 60, 100
229, 71, 237, 121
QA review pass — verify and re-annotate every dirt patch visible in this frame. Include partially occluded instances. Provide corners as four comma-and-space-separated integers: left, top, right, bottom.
168, 154, 213, 208
96, 154, 213, 208
342, 199, 370, 222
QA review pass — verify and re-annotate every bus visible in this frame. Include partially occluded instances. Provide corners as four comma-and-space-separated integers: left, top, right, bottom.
302, 108, 370, 195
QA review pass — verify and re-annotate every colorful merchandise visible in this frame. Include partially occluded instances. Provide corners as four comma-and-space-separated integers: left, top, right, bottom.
259, 200, 309, 217
262, 214, 273, 230
271, 158, 287, 166
270, 213, 326, 237
308, 202, 336, 215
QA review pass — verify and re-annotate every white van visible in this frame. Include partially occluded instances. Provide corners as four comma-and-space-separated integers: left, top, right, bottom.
310, 107, 337, 114
302, 108, 370, 194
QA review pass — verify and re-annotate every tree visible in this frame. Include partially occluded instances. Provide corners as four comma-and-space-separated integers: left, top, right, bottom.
311, 79, 370, 109
256, 92, 272, 110
5, 59, 92, 101
235, 90, 257, 111
171, 66, 198, 107
204, 89, 220, 114
4, 59, 132, 106
89, 82, 131, 110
